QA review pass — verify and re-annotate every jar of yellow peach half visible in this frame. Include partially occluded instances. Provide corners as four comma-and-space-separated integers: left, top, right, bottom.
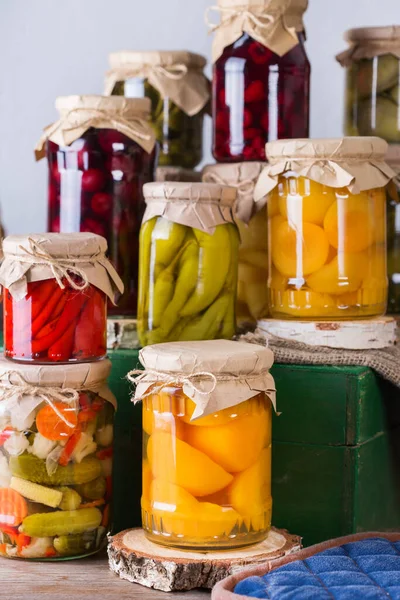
254, 137, 395, 320
128, 339, 276, 550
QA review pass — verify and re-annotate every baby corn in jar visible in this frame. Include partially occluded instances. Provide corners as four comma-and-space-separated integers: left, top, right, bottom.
254, 137, 395, 319
137, 182, 239, 345
129, 339, 276, 550
203, 162, 268, 322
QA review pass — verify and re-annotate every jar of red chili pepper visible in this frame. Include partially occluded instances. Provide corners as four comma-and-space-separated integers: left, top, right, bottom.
208, 0, 310, 162
0, 233, 124, 363
0, 358, 115, 560
35, 95, 157, 317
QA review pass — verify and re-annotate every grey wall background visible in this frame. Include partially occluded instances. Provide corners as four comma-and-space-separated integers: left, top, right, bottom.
0, 0, 398, 235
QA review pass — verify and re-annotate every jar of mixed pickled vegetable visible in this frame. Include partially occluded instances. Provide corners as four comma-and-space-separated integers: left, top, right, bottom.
254, 137, 395, 319
386, 146, 400, 314
35, 95, 157, 317
137, 182, 239, 346
0, 233, 123, 363
209, 0, 310, 161
129, 339, 275, 550
202, 162, 268, 321
106, 51, 210, 169
0, 358, 115, 560
337, 26, 400, 142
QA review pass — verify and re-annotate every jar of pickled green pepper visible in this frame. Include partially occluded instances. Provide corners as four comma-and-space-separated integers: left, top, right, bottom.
202, 162, 268, 322
386, 146, 400, 314
0, 358, 115, 560
105, 51, 210, 169
137, 182, 239, 346
337, 26, 400, 142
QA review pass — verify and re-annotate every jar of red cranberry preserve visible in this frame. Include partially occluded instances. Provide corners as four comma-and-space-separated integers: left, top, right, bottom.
209, 0, 310, 162
35, 95, 157, 316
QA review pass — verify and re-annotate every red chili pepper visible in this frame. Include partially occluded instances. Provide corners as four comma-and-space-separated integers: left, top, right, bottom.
47, 318, 78, 362
45, 546, 57, 558
31, 286, 65, 337
34, 317, 59, 340
71, 289, 106, 361
244, 80, 266, 103
59, 429, 82, 466
16, 533, 31, 552
96, 446, 113, 460
30, 279, 60, 322
101, 504, 110, 528
91, 396, 105, 413
0, 427, 14, 446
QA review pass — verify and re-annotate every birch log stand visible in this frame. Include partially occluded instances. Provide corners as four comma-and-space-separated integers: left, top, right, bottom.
108, 527, 301, 592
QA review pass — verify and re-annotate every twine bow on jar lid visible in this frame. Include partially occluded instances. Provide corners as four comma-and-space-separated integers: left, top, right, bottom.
127, 369, 218, 399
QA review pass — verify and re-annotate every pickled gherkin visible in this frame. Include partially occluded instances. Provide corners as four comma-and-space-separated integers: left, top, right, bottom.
20, 508, 102, 537
76, 477, 107, 501
138, 183, 239, 345
53, 531, 97, 556
10, 455, 102, 486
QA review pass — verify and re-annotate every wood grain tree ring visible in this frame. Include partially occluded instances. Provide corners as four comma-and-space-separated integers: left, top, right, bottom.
108, 528, 301, 592
257, 316, 397, 350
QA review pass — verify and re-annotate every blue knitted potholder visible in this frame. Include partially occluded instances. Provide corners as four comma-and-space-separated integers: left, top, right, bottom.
234, 538, 400, 600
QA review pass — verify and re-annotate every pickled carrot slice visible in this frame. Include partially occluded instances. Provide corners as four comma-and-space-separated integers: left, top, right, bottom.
0, 488, 28, 527
36, 402, 78, 441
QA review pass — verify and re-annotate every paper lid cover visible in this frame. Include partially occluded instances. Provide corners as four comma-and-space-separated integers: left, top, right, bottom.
109, 51, 207, 70
131, 339, 276, 419
142, 182, 237, 233
337, 25, 400, 65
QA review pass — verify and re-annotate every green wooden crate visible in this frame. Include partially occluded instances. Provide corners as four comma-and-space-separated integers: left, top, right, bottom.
108, 352, 400, 545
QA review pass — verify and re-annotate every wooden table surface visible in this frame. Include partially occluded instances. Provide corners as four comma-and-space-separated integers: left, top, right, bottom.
0, 552, 210, 599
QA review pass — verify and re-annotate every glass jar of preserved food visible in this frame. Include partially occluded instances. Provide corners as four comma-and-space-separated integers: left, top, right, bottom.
129, 339, 275, 550
202, 162, 268, 321
0, 358, 115, 560
137, 182, 239, 346
0, 233, 123, 363
254, 137, 395, 319
209, 0, 310, 162
105, 51, 210, 169
35, 95, 157, 317
337, 26, 400, 143
385, 146, 400, 314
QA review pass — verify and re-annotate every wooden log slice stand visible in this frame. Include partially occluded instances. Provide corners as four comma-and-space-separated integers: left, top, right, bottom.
108, 528, 301, 592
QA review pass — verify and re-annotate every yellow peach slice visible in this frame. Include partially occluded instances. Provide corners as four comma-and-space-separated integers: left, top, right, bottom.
278, 289, 335, 317
149, 479, 198, 512
147, 432, 233, 497
270, 267, 288, 292
187, 411, 269, 473
267, 190, 280, 218
279, 178, 336, 225
324, 194, 375, 252
271, 221, 330, 277
142, 407, 185, 439
229, 446, 272, 531
142, 460, 153, 507
307, 252, 368, 295
182, 394, 269, 428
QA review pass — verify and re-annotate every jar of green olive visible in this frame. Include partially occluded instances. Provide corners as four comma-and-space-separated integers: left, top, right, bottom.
337, 26, 400, 142
105, 51, 210, 169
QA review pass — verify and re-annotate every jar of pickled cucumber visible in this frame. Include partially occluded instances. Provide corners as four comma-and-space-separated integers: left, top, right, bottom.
202, 162, 268, 321
254, 137, 395, 319
0, 358, 115, 560
35, 95, 157, 317
105, 51, 210, 169
337, 27, 400, 142
385, 146, 400, 314
209, 0, 310, 161
0, 233, 123, 363
129, 339, 276, 550
137, 182, 239, 346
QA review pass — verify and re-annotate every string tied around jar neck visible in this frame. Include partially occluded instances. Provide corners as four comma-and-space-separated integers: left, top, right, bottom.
15, 237, 102, 291
127, 369, 218, 400
202, 171, 256, 199
0, 371, 79, 429
205, 5, 275, 33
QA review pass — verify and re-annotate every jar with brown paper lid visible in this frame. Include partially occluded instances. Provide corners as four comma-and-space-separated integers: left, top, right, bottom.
0, 233, 123, 364
203, 162, 268, 321
128, 339, 276, 550
35, 95, 157, 317
337, 26, 400, 143
137, 182, 239, 346
209, 0, 310, 162
254, 137, 395, 319
385, 145, 400, 313
105, 51, 210, 169
0, 357, 115, 560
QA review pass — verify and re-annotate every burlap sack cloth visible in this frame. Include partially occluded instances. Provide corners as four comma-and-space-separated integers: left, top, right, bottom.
0, 232, 124, 303
128, 339, 276, 419
142, 181, 237, 234
207, 0, 308, 62
0, 357, 116, 434
202, 162, 266, 224
35, 95, 156, 159
104, 51, 210, 117
239, 330, 400, 389
336, 26, 400, 67
254, 137, 396, 201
